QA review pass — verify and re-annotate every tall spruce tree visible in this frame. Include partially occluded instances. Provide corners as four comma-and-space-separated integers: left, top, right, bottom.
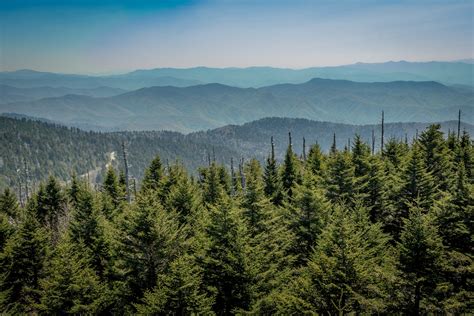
263, 138, 283, 205
397, 206, 444, 315
38, 239, 105, 314
201, 194, 252, 314
278, 205, 395, 314
0, 215, 48, 314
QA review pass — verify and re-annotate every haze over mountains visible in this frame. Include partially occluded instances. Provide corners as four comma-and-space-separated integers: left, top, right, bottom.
1, 60, 473, 132
1, 78, 472, 132
1, 61, 473, 90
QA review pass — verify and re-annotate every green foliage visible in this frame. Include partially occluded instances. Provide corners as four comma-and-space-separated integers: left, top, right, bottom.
397, 206, 444, 314
0, 215, 48, 314
201, 195, 252, 314
37, 239, 106, 314
0, 123, 472, 314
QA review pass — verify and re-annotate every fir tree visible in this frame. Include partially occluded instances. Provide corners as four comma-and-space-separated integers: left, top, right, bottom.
242, 159, 270, 235
418, 124, 454, 190
201, 195, 251, 314
38, 239, 105, 314
69, 185, 111, 279
136, 254, 214, 315
0, 215, 48, 314
325, 151, 355, 205
397, 206, 444, 315
281, 135, 301, 200
115, 194, 185, 309
141, 155, 164, 193
280, 205, 395, 314
34, 176, 65, 243
263, 138, 283, 205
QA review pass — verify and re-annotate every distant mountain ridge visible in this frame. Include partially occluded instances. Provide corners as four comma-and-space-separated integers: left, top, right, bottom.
1, 78, 472, 132
1, 60, 473, 89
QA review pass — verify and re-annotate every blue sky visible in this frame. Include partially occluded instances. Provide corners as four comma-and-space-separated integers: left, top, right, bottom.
1, 0, 472, 73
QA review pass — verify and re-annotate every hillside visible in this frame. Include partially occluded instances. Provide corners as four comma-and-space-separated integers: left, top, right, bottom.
0, 84, 127, 103
2, 78, 472, 132
1, 116, 472, 190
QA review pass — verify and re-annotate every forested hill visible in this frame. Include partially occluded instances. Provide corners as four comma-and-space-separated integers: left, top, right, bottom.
2, 78, 472, 132
1, 116, 472, 191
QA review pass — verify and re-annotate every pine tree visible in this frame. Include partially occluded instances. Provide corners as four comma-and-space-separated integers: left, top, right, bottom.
165, 166, 202, 224
68, 172, 81, 207
418, 124, 453, 190
201, 194, 251, 314
0, 215, 48, 314
281, 135, 301, 200
242, 159, 270, 235
325, 151, 355, 205
397, 206, 444, 315
69, 184, 111, 279
286, 171, 329, 263
34, 176, 66, 243
200, 162, 226, 206
115, 194, 185, 309
306, 143, 325, 178
0, 188, 19, 251
38, 239, 105, 314
141, 155, 164, 193
0, 188, 19, 220
136, 254, 214, 315
279, 205, 395, 314
103, 166, 122, 208
263, 138, 283, 205
399, 144, 437, 210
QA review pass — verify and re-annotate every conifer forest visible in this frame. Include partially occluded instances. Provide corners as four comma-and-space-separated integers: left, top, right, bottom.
1, 123, 472, 314
2, 1, 474, 314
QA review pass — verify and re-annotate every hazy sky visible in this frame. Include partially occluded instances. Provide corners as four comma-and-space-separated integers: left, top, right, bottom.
1, 0, 473, 74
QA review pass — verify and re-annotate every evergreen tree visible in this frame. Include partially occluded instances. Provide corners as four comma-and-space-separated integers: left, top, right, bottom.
0, 215, 48, 314
165, 166, 202, 224
279, 205, 395, 314
306, 143, 325, 178
69, 184, 111, 279
399, 145, 437, 208
286, 171, 329, 263
115, 194, 185, 310
201, 195, 251, 314
281, 136, 301, 200
141, 155, 164, 193
34, 176, 65, 243
103, 166, 122, 208
263, 138, 283, 205
200, 162, 226, 206
0, 188, 19, 251
242, 159, 270, 235
68, 172, 81, 207
0, 188, 19, 220
325, 151, 355, 205
397, 206, 444, 315
418, 124, 453, 190
136, 254, 214, 315
38, 239, 105, 314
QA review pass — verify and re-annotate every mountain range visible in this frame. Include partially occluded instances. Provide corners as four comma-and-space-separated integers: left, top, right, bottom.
1, 78, 472, 132
1, 61, 473, 90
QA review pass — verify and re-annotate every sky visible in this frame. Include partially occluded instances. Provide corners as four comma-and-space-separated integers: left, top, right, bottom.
0, 0, 473, 74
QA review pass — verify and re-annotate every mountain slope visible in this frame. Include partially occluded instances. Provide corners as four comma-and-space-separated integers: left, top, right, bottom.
2, 79, 472, 132
1, 116, 472, 190
0, 84, 127, 103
